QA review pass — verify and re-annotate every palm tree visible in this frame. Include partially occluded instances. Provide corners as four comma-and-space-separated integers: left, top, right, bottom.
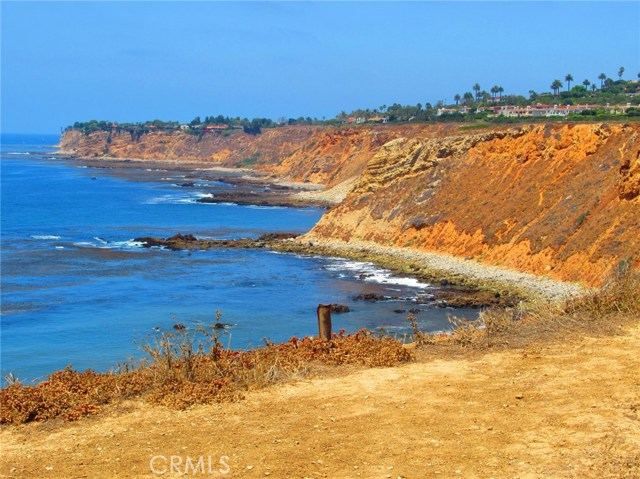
490, 86, 498, 100
529, 90, 538, 101
551, 80, 563, 96
598, 73, 607, 88
583, 79, 590, 90
604, 78, 614, 89
454, 94, 461, 105
472, 83, 481, 102
591, 84, 597, 93
498, 86, 504, 101
565, 74, 574, 91
463, 92, 474, 105
618, 66, 625, 79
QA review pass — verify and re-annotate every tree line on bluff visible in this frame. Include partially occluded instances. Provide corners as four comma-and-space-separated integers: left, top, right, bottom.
66, 67, 640, 136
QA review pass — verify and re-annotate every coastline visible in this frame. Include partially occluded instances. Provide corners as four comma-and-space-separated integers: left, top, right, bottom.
56, 152, 587, 301
274, 237, 587, 302
55, 153, 334, 207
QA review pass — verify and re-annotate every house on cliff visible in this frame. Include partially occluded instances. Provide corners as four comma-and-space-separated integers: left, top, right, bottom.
492, 103, 633, 118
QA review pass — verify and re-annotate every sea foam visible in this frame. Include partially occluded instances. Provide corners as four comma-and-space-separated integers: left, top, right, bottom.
31, 235, 62, 240
324, 258, 431, 289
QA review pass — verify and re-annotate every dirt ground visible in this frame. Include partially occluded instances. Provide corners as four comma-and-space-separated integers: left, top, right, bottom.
1, 323, 639, 479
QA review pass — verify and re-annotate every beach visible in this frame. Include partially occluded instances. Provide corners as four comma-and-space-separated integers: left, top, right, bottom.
276, 237, 587, 303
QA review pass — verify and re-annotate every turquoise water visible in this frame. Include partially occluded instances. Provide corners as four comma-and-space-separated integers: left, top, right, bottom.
1, 134, 475, 383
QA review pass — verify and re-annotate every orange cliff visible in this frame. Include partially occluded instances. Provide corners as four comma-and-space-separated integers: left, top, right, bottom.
305, 123, 640, 287
58, 124, 460, 187
59, 123, 640, 287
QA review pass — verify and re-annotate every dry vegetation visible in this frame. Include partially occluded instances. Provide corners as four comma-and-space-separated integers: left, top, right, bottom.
413, 267, 640, 354
0, 315, 411, 425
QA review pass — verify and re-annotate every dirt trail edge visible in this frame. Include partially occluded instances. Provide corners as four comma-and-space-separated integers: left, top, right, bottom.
2, 323, 639, 479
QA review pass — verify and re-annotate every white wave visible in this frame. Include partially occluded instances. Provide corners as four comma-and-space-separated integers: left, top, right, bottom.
7, 152, 31, 155
31, 235, 61, 240
246, 205, 286, 210
145, 194, 194, 205
325, 258, 431, 289
73, 239, 144, 250
108, 240, 145, 250
146, 191, 216, 205
55, 246, 65, 250
368, 273, 430, 289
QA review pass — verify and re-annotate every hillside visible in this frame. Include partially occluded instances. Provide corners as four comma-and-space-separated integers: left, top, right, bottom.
59, 122, 640, 287
305, 123, 639, 287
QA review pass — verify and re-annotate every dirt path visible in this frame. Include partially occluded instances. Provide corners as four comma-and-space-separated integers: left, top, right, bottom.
2, 324, 639, 479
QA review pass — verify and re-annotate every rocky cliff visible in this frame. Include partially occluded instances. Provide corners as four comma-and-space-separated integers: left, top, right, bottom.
59, 123, 640, 287
58, 124, 461, 187
305, 123, 640, 287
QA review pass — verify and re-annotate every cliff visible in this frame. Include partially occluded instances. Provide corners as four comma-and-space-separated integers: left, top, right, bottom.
59, 123, 640, 287
58, 124, 460, 187
305, 123, 640, 287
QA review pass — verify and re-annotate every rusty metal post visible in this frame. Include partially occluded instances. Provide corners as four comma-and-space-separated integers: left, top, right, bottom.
317, 304, 332, 341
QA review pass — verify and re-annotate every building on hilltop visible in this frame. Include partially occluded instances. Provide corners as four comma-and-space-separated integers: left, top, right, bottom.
436, 103, 634, 118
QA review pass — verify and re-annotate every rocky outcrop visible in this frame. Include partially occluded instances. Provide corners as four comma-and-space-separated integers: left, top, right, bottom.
305, 123, 640, 287
135, 233, 299, 251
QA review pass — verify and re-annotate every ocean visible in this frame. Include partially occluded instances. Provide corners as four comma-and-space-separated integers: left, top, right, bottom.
0, 133, 476, 383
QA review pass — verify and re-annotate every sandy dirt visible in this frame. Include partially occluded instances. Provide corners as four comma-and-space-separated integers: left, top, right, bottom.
1, 323, 639, 479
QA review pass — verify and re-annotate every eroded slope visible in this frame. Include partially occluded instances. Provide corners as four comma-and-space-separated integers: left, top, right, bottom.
307, 124, 640, 286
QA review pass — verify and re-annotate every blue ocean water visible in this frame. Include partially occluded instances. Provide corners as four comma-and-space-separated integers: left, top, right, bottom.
1, 134, 476, 383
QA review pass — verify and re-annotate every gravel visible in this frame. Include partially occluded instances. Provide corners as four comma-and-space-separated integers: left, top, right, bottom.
296, 238, 587, 302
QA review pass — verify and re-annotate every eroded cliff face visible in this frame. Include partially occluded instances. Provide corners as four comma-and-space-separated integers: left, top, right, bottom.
59, 126, 319, 174
306, 123, 640, 287
58, 124, 461, 187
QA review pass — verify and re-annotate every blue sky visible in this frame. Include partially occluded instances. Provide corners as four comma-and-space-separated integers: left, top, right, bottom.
2, 1, 639, 134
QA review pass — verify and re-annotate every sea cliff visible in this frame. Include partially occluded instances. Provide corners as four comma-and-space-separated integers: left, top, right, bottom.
59, 122, 640, 287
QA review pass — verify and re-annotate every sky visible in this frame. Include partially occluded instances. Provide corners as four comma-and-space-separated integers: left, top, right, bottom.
1, 1, 639, 134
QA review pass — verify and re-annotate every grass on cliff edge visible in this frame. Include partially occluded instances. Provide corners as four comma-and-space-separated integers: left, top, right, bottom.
2, 269, 638, 426
410, 267, 640, 355
0, 326, 411, 425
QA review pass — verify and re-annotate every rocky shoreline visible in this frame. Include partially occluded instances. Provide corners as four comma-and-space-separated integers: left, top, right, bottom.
56, 154, 337, 208
133, 232, 584, 307
134, 232, 299, 251
276, 238, 586, 303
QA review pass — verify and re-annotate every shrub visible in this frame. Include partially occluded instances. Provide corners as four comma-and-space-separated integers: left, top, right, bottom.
564, 266, 640, 316
0, 318, 412, 424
